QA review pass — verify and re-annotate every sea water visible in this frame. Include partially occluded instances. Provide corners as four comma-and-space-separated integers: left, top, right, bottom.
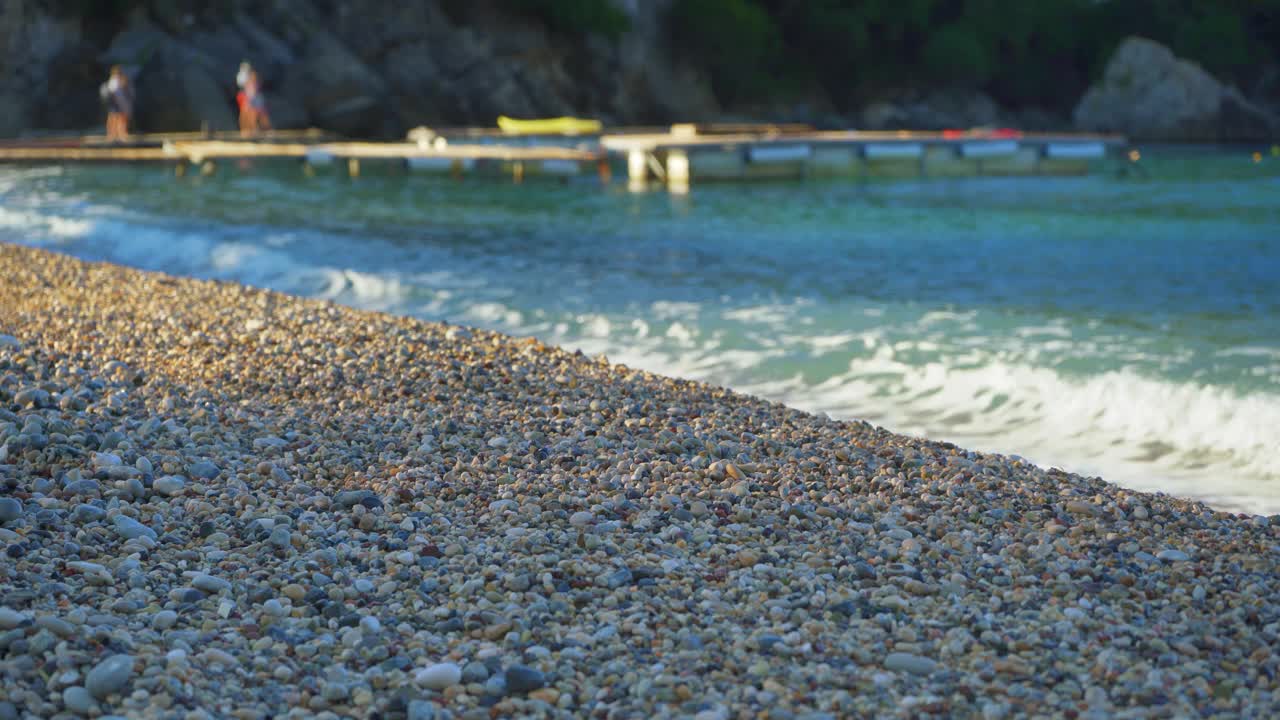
2, 149, 1277, 513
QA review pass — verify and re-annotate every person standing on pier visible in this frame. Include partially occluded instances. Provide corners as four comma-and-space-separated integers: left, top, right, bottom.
99, 65, 134, 142
236, 62, 271, 136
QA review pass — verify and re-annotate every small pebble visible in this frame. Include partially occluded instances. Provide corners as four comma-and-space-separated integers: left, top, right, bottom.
416, 662, 463, 690
883, 652, 939, 676
191, 573, 231, 594
0, 607, 29, 630
63, 686, 96, 716
152, 610, 179, 630
152, 476, 186, 497
504, 665, 547, 694
112, 515, 156, 541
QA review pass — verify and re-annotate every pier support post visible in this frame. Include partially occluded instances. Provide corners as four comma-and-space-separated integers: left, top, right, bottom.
513, 161, 524, 184
200, 160, 216, 177
627, 150, 647, 189
347, 158, 360, 179
666, 149, 690, 194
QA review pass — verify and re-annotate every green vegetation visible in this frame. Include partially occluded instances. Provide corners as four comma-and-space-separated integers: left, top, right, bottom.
669, 0, 784, 102
665, 0, 1280, 111
499, 0, 631, 39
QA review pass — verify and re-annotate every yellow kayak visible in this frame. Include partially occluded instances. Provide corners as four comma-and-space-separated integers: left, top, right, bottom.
497, 116, 603, 136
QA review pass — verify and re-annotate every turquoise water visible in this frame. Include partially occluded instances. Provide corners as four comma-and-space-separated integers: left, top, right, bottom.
2, 149, 1278, 513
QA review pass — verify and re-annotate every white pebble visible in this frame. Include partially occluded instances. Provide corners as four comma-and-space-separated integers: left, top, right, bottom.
415, 662, 462, 689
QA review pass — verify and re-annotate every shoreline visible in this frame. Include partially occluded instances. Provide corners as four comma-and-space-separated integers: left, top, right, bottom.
2, 243, 1278, 717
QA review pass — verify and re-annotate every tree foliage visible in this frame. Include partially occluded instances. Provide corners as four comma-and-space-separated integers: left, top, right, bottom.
668, 0, 1280, 111
499, 0, 631, 39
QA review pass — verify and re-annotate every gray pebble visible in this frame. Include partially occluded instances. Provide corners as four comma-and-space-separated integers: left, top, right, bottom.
408, 700, 438, 720
0, 607, 28, 630
191, 573, 231, 594
124, 477, 145, 499
63, 686, 96, 715
461, 660, 490, 683
883, 652, 939, 676
36, 615, 75, 638
85, 654, 135, 699
188, 461, 220, 479
73, 504, 107, 523
152, 610, 179, 630
91, 452, 122, 467
112, 515, 156, 541
504, 665, 546, 694
0, 497, 21, 524
152, 476, 185, 497
483, 675, 507, 696
334, 490, 377, 509
269, 526, 292, 550
603, 567, 633, 589
65, 479, 101, 497
14, 388, 50, 407
416, 662, 462, 689
1157, 549, 1191, 562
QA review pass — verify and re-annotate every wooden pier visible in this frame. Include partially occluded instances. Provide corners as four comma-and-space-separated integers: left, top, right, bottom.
0, 133, 606, 181
0, 123, 1126, 188
602, 125, 1126, 190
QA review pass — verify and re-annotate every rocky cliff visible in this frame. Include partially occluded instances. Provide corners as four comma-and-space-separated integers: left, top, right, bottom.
1, 1, 1276, 142
0, 0, 721, 138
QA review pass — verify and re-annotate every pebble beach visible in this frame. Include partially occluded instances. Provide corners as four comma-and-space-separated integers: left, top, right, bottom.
1, 242, 1278, 718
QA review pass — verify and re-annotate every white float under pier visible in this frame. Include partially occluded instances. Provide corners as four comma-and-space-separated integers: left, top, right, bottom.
960, 140, 1019, 158
862, 143, 924, 159
1046, 142, 1107, 159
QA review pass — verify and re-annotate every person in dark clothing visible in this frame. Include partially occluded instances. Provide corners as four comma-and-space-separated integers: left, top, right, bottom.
99, 65, 134, 141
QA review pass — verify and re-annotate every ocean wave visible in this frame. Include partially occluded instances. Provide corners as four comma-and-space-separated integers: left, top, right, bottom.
511, 306, 1280, 514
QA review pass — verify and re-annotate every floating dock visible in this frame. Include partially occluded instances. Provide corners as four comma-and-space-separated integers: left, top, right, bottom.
0, 124, 1127, 189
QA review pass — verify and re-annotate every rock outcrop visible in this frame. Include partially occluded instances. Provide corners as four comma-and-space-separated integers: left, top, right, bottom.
0, 2, 92, 136
860, 90, 1005, 131
0, 0, 720, 138
1074, 36, 1278, 141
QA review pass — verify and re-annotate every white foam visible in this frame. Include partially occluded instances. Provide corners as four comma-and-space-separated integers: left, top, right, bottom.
767, 351, 1280, 514
524, 309, 1280, 514
463, 302, 524, 328
0, 205, 92, 240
